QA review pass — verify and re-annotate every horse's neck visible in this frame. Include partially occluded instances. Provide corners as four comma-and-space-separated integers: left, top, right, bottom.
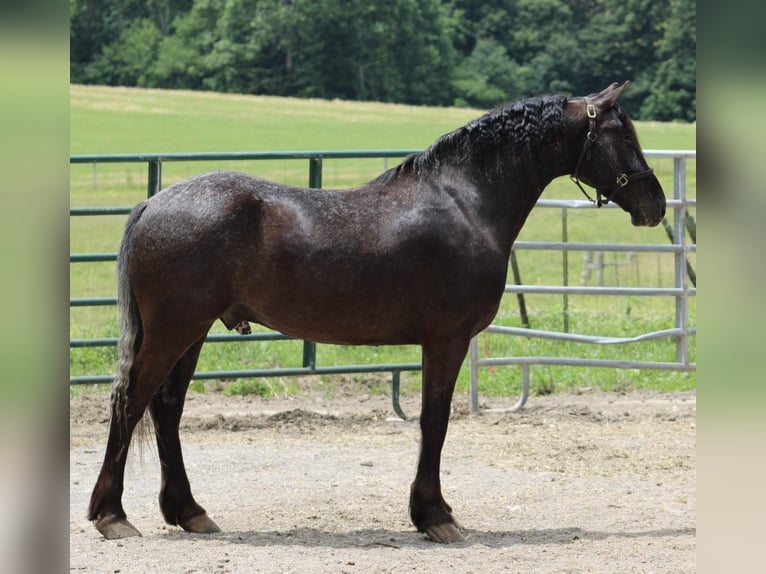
491, 179, 545, 256
482, 142, 569, 255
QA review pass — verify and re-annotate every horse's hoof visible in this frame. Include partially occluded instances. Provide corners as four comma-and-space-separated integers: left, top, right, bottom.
179, 513, 221, 534
95, 515, 142, 539
425, 522, 465, 544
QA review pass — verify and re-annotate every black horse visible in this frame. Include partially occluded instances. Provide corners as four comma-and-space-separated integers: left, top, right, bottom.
88, 82, 665, 543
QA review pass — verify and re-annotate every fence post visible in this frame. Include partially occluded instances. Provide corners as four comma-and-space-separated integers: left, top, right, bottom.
561, 206, 569, 332
301, 156, 324, 369
469, 337, 479, 413
673, 157, 689, 365
510, 250, 530, 328
147, 159, 162, 197
308, 156, 323, 189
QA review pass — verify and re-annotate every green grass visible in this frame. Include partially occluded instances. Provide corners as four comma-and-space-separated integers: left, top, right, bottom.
70, 85, 696, 398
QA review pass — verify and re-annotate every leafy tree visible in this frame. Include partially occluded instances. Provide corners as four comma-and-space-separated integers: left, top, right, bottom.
70, 0, 193, 83
452, 37, 525, 107
511, 0, 573, 63
150, 0, 224, 89
70, 0, 148, 83
201, 0, 261, 93
69, 0, 696, 120
574, 0, 669, 113
640, 0, 696, 121
84, 18, 162, 86
240, 0, 456, 104
146, 0, 195, 34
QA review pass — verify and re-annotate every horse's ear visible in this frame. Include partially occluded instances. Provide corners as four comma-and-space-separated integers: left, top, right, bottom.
593, 81, 629, 112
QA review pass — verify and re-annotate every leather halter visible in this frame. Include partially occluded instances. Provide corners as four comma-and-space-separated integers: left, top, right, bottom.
570, 98, 655, 207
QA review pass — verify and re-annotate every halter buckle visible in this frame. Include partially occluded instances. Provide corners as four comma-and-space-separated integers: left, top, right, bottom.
586, 103, 597, 119
616, 173, 629, 187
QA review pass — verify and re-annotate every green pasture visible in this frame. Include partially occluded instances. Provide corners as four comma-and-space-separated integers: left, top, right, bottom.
70, 85, 696, 398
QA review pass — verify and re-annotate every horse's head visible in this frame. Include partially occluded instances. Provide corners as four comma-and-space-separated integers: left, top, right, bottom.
567, 82, 666, 227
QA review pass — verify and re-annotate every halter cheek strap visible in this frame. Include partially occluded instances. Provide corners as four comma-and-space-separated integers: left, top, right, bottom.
570, 98, 654, 207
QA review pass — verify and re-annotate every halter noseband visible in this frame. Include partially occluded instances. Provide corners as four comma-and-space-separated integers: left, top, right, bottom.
570, 98, 654, 207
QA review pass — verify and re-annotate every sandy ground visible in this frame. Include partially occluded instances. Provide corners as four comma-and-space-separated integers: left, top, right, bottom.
70, 386, 695, 573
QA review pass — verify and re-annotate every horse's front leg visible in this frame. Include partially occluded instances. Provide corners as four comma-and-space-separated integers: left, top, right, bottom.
410, 336, 470, 543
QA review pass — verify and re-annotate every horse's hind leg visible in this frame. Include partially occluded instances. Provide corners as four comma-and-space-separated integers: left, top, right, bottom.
150, 336, 220, 534
409, 336, 470, 543
88, 326, 211, 539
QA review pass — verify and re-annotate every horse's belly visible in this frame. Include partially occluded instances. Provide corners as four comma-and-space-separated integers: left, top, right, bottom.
243, 295, 420, 346
236, 259, 506, 346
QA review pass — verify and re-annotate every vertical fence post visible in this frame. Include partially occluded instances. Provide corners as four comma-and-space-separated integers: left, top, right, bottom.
673, 157, 689, 365
561, 206, 569, 332
147, 159, 162, 197
308, 156, 323, 189
469, 337, 479, 413
510, 250, 530, 328
301, 155, 323, 370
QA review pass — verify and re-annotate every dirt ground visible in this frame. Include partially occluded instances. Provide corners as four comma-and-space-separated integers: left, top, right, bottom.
70, 385, 696, 573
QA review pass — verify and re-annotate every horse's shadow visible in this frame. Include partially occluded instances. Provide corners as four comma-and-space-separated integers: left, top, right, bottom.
164, 526, 696, 549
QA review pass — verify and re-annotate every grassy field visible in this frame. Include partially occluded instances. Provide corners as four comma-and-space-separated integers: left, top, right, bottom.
70, 85, 696, 398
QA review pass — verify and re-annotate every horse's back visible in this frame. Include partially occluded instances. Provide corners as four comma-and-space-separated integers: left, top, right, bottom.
143, 170, 278, 214
129, 170, 298, 260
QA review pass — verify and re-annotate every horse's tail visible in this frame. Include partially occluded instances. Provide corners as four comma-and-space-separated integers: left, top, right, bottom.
111, 202, 150, 443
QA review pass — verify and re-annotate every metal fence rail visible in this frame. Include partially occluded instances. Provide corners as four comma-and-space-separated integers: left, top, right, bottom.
70, 149, 695, 417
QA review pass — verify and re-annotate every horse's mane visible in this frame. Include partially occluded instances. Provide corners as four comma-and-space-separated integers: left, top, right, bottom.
375, 94, 568, 184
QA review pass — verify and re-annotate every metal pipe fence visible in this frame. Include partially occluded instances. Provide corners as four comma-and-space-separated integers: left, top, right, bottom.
469, 151, 696, 412
70, 149, 695, 417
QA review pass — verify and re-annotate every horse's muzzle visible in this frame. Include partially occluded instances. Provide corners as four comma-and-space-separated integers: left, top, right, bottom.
629, 199, 665, 227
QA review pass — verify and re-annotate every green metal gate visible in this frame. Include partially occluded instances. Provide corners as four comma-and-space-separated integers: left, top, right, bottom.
70, 150, 424, 418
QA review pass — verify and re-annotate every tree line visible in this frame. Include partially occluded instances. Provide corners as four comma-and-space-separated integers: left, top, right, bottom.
70, 0, 696, 121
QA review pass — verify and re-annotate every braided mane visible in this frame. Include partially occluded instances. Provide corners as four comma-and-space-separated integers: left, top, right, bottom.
376, 94, 568, 184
